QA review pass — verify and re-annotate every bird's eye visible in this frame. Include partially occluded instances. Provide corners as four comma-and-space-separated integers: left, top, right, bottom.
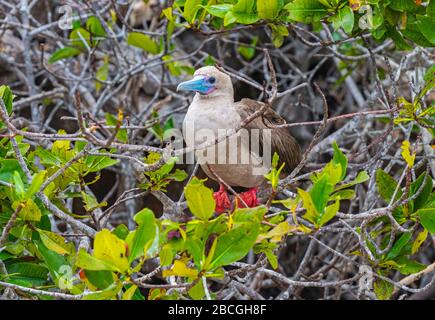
208, 77, 216, 84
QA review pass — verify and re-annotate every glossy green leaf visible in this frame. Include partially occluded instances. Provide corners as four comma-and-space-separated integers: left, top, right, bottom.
76, 249, 119, 272
48, 47, 81, 64
285, 0, 327, 23
376, 169, 402, 203
26, 170, 46, 199
310, 174, 334, 214
417, 15, 435, 44
385, 232, 412, 260
205, 4, 232, 18
126, 208, 157, 262
331, 6, 354, 33
127, 32, 160, 54
257, 0, 283, 20
374, 278, 393, 300
210, 222, 260, 269
184, 177, 215, 220
86, 16, 106, 37
417, 208, 435, 233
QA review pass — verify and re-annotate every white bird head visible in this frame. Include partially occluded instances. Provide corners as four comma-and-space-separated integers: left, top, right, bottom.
177, 66, 233, 99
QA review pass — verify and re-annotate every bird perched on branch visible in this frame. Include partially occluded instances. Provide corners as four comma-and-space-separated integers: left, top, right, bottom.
178, 66, 301, 213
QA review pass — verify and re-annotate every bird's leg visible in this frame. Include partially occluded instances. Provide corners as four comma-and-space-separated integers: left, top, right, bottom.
214, 183, 232, 214
237, 187, 260, 208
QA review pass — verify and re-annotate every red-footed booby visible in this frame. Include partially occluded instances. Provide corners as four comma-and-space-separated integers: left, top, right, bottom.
178, 66, 301, 213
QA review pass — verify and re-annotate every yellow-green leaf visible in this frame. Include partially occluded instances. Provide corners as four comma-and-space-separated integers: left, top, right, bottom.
94, 229, 129, 273
184, 177, 215, 220
401, 140, 415, 167
412, 228, 428, 254
13, 199, 41, 222
75, 249, 120, 272
162, 260, 198, 278
127, 32, 160, 54
122, 285, 138, 300
38, 229, 71, 255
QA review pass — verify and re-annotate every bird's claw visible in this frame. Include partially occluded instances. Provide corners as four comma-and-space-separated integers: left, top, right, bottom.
214, 184, 232, 214
237, 187, 259, 208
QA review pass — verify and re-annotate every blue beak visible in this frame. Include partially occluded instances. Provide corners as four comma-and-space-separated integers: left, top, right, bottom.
177, 75, 214, 94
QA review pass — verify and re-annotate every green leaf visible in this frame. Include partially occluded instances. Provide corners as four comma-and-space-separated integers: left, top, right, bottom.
86, 16, 106, 37
298, 188, 318, 225
159, 245, 175, 267
417, 208, 435, 233
386, 26, 413, 50
188, 280, 205, 300
331, 6, 354, 33
269, 24, 289, 47
126, 208, 157, 262
183, 0, 203, 23
210, 222, 260, 269
389, 0, 423, 13
35, 240, 69, 284
265, 249, 278, 269
402, 15, 434, 47
13, 171, 25, 198
76, 249, 120, 272
0, 85, 14, 115
318, 199, 339, 226
96, 60, 109, 92
82, 282, 123, 300
428, 0, 435, 18
329, 189, 355, 200
184, 177, 216, 220
234, 0, 255, 12
284, 0, 327, 23
417, 15, 435, 45
335, 170, 369, 191
112, 224, 129, 240
233, 11, 260, 24
376, 169, 402, 203
224, 10, 237, 26
6, 262, 48, 287
122, 284, 138, 300
394, 256, 426, 275
84, 270, 115, 290
374, 278, 393, 300
205, 4, 233, 18
86, 154, 119, 172
105, 112, 128, 143
385, 232, 412, 260
310, 174, 334, 214
38, 229, 71, 255
410, 173, 433, 211
238, 37, 258, 60
127, 32, 160, 54
26, 170, 46, 198
14, 199, 41, 222
70, 27, 91, 49
332, 141, 347, 181
48, 47, 81, 64
231, 0, 259, 24
257, 0, 283, 20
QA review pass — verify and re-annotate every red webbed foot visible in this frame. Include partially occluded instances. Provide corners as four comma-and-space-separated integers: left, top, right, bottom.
237, 187, 260, 208
214, 184, 232, 214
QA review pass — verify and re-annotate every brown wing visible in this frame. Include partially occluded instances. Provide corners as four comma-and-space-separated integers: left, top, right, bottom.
234, 98, 302, 174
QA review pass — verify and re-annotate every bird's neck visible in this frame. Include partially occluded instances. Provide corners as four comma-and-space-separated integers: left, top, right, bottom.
193, 92, 234, 105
